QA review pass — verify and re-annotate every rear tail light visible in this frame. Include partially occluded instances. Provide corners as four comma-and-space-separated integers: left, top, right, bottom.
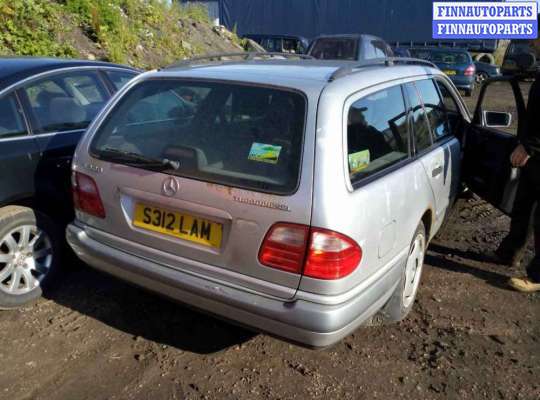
72, 171, 106, 218
464, 65, 475, 76
304, 228, 362, 280
258, 223, 310, 274
258, 223, 362, 280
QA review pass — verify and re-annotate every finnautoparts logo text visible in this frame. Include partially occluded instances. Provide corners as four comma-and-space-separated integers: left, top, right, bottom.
433, 1, 538, 39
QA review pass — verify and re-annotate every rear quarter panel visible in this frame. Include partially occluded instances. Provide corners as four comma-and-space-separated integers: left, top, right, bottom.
301, 72, 437, 297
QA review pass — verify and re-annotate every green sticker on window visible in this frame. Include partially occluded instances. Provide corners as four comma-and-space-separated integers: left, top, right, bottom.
248, 143, 282, 164
349, 150, 370, 174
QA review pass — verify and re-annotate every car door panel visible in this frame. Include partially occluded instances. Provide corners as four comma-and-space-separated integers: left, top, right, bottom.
0, 93, 39, 206
18, 70, 111, 218
464, 77, 526, 214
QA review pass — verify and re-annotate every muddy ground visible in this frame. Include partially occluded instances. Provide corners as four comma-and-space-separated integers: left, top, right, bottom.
0, 85, 539, 400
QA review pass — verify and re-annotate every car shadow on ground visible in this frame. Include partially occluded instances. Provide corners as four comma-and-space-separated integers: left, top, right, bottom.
45, 264, 256, 354
426, 244, 514, 291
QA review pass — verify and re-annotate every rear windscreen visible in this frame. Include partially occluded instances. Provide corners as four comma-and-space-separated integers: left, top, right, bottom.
90, 80, 307, 194
309, 39, 358, 60
430, 52, 469, 64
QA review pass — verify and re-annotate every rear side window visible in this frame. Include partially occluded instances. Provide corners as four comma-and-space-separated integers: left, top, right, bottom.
404, 83, 432, 152
23, 71, 109, 134
370, 40, 387, 58
415, 79, 452, 141
310, 38, 358, 60
347, 85, 409, 182
0, 94, 27, 139
91, 80, 306, 194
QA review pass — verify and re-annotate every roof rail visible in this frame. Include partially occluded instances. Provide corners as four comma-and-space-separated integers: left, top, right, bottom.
165, 52, 315, 69
328, 57, 437, 82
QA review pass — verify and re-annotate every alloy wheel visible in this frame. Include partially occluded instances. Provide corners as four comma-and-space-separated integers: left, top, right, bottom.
0, 225, 53, 296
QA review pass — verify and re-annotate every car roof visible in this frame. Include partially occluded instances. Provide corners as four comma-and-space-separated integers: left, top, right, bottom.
311, 34, 380, 41
244, 34, 308, 41
150, 59, 441, 94
0, 57, 137, 93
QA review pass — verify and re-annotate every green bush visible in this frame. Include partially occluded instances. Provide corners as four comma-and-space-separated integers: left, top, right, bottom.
0, 0, 233, 68
0, 0, 76, 57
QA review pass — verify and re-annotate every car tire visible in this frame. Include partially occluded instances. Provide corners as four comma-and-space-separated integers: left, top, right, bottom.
379, 221, 426, 322
475, 71, 489, 84
0, 206, 62, 310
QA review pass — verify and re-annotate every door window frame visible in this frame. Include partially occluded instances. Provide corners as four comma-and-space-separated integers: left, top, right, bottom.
0, 91, 32, 142
17, 68, 111, 136
342, 80, 414, 191
0, 67, 134, 139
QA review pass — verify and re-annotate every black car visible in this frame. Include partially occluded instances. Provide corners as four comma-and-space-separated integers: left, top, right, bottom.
0, 57, 138, 308
307, 34, 393, 61
474, 61, 501, 84
243, 34, 310, 54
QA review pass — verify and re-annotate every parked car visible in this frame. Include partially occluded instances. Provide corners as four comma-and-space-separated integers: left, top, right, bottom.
409, 47, 476, 96
66, 55, 521, 347
391, 47, 411, 58
0, 57, 138, 308
502, 39, 540, 77
474, 61, 501, 84
307, 34, 393, 61
243, 34, 310, 54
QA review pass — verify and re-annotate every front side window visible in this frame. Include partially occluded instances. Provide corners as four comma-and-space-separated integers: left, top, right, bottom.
347, 85, 409, 182
415, 79, 452, 141
91, 80, 306, 194
404, 83, 432, 152
0, 94, 27, 139
23, 71, 108, 133
436, 80, 465, 137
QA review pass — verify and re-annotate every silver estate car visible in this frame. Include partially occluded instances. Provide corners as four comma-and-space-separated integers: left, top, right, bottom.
66, 54, 523, 347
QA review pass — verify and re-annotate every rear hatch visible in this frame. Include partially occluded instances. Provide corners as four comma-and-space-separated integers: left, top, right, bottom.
431, 51, 471, 77
82, 78, 312, 299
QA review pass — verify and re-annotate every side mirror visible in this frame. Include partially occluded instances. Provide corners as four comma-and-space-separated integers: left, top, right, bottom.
483, 110, 512, 128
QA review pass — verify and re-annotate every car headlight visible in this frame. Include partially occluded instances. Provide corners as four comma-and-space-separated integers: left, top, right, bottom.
496, 67, 500, 74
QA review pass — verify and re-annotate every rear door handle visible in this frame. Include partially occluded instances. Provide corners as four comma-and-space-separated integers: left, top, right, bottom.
432, 165, 443, 178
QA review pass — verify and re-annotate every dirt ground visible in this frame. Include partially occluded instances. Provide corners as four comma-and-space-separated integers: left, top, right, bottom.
0, 85, 539, 400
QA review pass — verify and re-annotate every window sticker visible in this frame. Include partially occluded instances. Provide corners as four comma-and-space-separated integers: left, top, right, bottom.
248, 143, 282, 164
349, 150, 370, 174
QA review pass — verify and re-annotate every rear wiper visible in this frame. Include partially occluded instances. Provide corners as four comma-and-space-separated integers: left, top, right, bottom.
97, 147, 180, 171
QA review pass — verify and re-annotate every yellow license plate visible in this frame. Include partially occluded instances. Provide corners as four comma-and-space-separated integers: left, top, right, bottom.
443, 70, 456, 76
133, 204, 223, 248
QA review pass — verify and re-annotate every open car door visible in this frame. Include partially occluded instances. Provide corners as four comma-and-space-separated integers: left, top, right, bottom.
463, 77, 527, 214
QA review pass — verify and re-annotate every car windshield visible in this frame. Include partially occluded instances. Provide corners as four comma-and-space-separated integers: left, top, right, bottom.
90, 80, 306, 194
310, 38, 358, 60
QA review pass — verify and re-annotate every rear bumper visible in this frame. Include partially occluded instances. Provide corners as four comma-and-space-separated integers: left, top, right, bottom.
66, 223, 403, 347
450, 75, 474, 90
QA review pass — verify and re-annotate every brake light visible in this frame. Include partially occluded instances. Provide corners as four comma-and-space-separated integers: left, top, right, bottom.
258, 223, 362, 280
72, 171, 106, 218
464, 65, 475, 76
304, 228, 362, 280
258, 223, 310, 274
